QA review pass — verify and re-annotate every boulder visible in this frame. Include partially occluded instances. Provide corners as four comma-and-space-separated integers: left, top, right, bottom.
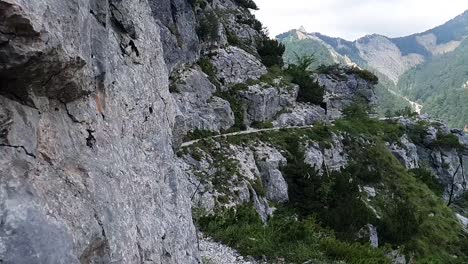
239, 85, 281, 125
211, 46, 267, 85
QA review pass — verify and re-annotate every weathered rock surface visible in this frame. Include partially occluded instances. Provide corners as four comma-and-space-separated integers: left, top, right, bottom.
304, 134, 348, 175
394, 117, 468, 199
149, 0, 200, 72
387, 135, 419, 169
273, 103, 325, 127
211, 46, 267, 85
0, 0, 198, 263
239, 85, 281, 125
254, 146, 288, 203
181, 143, 288, 221
318, 67, 376, 119
172, 67, 235, 137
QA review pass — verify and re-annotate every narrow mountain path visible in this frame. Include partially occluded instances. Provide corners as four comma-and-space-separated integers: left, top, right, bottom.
180, 125, 315, 148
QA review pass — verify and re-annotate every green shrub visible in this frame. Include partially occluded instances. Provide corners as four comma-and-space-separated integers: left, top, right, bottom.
250, 178, 266, 197
432, 133, 464, 150
226, 30, 242, 46
251, 121, 273, 129
286, 55, 324, 104
278, 135, 374, 239
342, 99, 372, 120
409, 168, 444, 196
198, 57, 221, 87
215, 90, 246, 132
257, 39, 285, 68
346, 67, 379, 85
379, 197, 421, 244
184, 129, 218, 141
394, 106, 418, 118
234, 0, 258, 10
197, 11, 219, 41
316, 64, 379, 85
407, 121, 429, 145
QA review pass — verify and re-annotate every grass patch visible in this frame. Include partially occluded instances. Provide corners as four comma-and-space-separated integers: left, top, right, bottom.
198, 205, 391, 264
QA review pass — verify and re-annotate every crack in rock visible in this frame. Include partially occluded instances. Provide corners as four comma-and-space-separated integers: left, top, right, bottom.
0, 143, 36, 158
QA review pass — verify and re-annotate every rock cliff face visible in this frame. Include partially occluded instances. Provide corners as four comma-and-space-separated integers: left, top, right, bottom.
392, 117, 468, 200
2, 0, 467, 263
0, 0, 199, 263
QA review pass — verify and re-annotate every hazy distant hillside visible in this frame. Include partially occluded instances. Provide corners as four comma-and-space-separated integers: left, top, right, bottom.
277, 30, 411, 116
398, 38, 468, 128
277, 10, 468, 127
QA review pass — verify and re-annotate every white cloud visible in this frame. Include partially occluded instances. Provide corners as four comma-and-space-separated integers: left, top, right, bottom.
253, 0, 468, 40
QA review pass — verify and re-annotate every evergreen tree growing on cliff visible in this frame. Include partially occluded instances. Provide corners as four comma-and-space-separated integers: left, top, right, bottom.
286, 54, 325, 105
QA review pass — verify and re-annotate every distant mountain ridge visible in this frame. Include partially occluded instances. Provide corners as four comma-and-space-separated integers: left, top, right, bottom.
277, 10, 468, 83
277, 10, 468, 128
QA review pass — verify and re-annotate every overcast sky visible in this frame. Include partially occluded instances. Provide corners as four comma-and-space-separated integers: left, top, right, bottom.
253, 0, 468, 40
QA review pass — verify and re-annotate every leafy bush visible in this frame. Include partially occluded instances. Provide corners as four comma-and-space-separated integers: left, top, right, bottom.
197, 11, 219, 41
409, 168, 444, 196
277, 134, 374, 239
257, 39, 285, 68
226, 30, 241, 46
394, 106, 418, 118
234, 0, 258, 10
407, 122, 429, 146
286, 55, 324, 104
316, 64, 379, 85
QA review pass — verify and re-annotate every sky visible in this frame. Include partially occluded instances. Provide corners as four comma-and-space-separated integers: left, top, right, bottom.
253, 0, 468, 40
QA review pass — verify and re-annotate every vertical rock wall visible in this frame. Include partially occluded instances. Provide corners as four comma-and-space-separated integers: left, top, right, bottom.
0, 0, 198, 263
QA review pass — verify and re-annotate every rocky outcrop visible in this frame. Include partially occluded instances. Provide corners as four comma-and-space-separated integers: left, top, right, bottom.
273, 103, 325, 127
239, 85, 282, 125
0, 0, 198, 263
211, 46, 267, 85
392, 117, 468, 200
254, 145, 289, 203
387, 135, 419, 169
181, 142, 288, 221
304, 134, 348, 175
172, 67, 235, 137
317, 67, 377, 120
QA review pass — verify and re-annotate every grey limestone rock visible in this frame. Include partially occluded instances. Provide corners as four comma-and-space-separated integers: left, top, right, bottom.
0, 0, 199, 263
211, 46, 267, 85
254, 145, 289, 203
304, 134, 348, 175
172, 67, 235, 136
388, 135, 419, 169
239, 85, 281, 125
273, 103, 326, 127
149, 0, 200, 72
317, 67, 376, 119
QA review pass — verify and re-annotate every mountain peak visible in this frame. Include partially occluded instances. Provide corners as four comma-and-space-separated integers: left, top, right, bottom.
298, 25, 307, 33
